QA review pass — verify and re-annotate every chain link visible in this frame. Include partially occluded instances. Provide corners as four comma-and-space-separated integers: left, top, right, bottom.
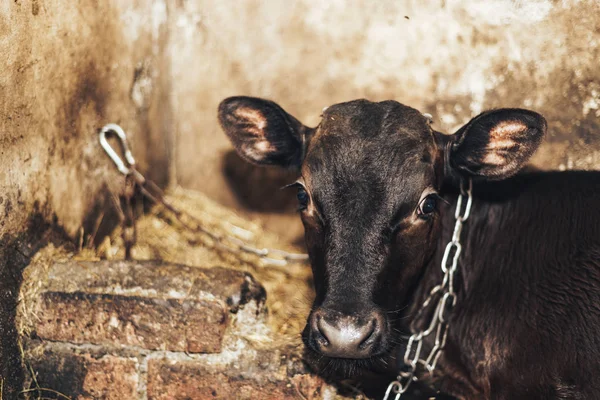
383, 179, 472, 399
99, 124, 309, 267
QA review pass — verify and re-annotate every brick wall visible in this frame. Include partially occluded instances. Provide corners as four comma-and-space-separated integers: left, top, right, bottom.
21, 261, 333, 400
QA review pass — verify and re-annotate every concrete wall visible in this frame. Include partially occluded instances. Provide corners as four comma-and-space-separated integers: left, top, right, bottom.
0, 0, 171, 241
170, 0, 600, 241
2, 0, 599, 248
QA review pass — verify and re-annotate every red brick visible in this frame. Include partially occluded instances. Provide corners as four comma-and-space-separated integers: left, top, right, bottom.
80, 356, 138, 400
289, 374, 330, 400
36, 291, 227, 353
147, 358, 302, 400
24, 342, 138, 400
32, 261, 266, 353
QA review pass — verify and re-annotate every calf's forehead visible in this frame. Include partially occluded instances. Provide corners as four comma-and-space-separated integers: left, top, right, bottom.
316, 99, 431, 140
304, 100, 435, 183
302, 100, 437, 210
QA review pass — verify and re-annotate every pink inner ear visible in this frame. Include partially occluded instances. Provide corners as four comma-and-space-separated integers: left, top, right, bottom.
483, 120, 527, 167
242, 140, 275, 162
234, 107, 268, 133
254, 140, 274, 153
489, 120, 527, 140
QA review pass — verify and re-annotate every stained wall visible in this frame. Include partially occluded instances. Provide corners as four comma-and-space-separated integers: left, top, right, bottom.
169, 0, 600, 241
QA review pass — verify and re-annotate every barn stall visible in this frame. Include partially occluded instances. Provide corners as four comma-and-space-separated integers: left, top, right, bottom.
0, 0, 599, 398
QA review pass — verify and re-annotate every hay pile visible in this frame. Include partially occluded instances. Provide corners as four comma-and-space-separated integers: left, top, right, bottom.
19, 186, 314, 349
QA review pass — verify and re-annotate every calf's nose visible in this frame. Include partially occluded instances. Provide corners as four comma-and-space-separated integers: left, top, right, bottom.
309, 309, 384, 358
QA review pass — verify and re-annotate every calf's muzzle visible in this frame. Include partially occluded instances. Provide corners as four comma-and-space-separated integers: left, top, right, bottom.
307, 307, 386, 359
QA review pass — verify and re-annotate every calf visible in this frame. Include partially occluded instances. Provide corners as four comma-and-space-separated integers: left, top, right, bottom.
218, 96, 600, 399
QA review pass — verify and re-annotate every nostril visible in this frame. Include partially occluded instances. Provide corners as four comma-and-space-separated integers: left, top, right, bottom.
313, 314, 330, 347
358, 318, 378, 348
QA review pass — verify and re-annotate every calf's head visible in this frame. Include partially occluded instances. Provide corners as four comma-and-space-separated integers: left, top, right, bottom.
219, 97, 546, 374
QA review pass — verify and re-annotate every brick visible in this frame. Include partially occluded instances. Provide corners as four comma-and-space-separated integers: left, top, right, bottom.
147, 358, 304, 400
43, 261, 266, 312
289, 374, 330, 400
24, 342, 138, 400
36, 291, 227, 353
32, 261, 266, 353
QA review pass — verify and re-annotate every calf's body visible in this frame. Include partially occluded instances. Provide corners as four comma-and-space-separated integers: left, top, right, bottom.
417, 171, 600, 399
218, 96, 600, 399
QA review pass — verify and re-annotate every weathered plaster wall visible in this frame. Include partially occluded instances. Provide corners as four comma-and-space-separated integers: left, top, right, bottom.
169, 0, 600, 241
0, 0, 171, 395
2, 0, 599, 261
0, 0, 171, 242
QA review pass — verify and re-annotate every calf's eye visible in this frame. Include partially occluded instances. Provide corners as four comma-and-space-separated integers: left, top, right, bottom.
297, 187, 309, 209
418, 195, 437, 217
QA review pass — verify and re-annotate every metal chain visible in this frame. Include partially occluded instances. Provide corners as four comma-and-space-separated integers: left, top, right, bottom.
99, 124, 309, 267
383, 179, 472, 400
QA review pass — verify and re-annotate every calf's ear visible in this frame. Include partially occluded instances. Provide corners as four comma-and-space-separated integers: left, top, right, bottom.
448, 109, 546, 180
218, 96, 313, 168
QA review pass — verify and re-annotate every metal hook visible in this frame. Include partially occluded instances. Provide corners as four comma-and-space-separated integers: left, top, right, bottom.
99, 123, 136, 175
